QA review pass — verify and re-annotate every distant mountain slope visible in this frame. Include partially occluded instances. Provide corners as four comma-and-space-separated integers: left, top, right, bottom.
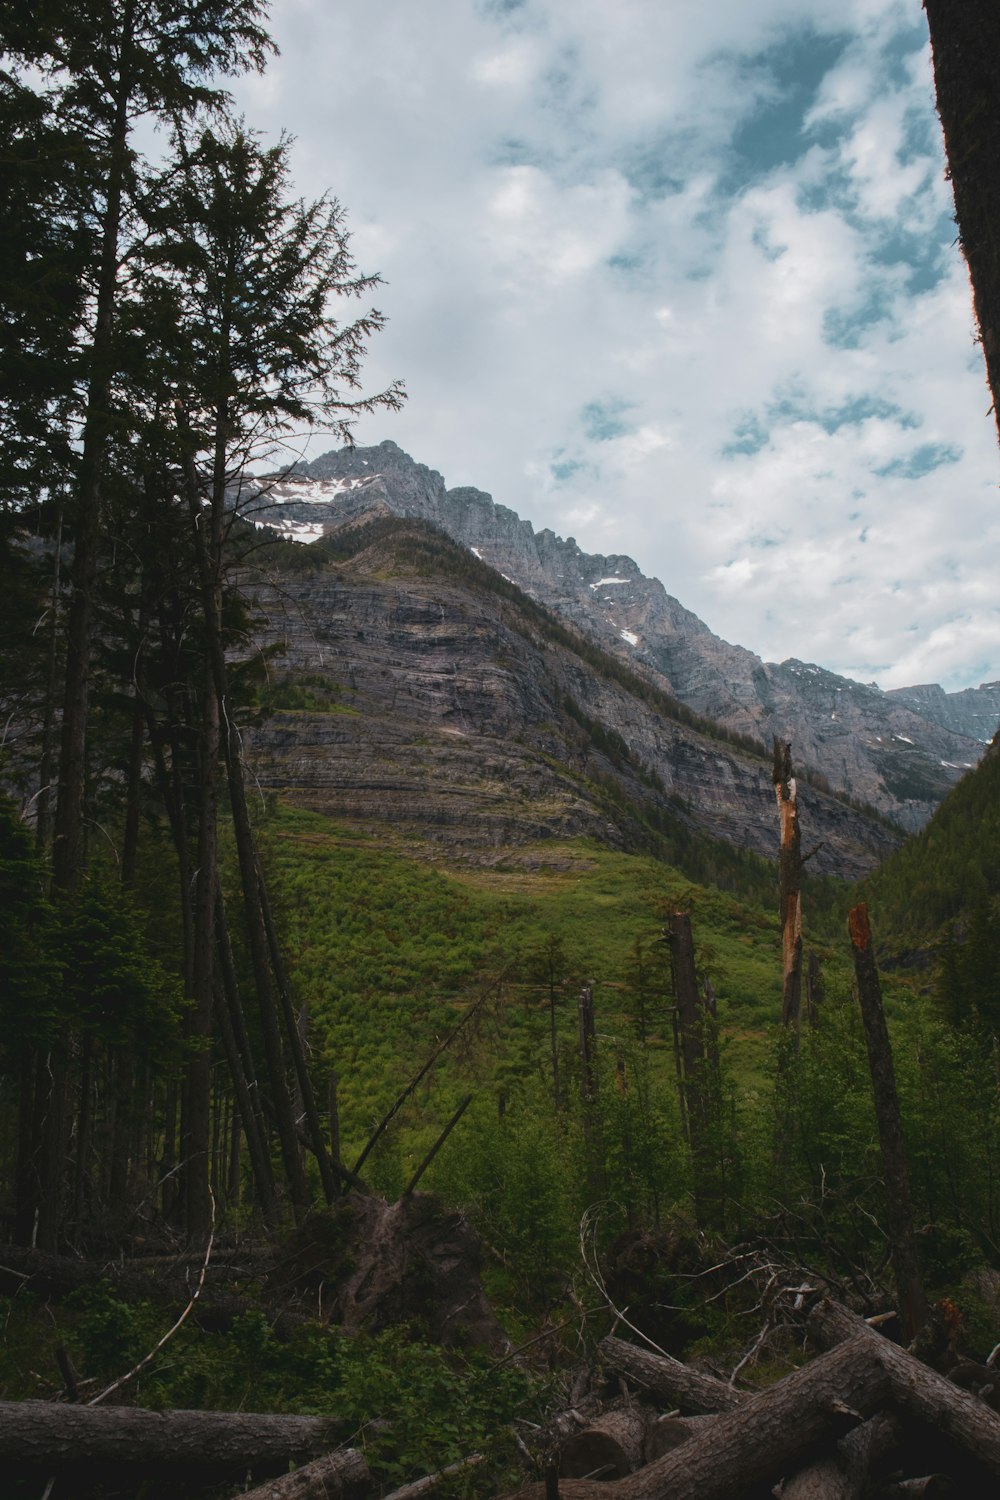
860, 733, 1000, 945
885, 680, 1000, 742
245, 515, 898, 883
243, 440, 994, 830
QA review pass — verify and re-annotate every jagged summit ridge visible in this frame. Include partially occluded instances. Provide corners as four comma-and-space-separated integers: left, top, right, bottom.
247, 441, 995, 828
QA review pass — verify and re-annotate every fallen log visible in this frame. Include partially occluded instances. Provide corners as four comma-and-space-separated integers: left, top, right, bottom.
238, 1447, 370, 1500
500, 1334, 890, 1500
558, 1406, 649, 1478
806, 1298, 1000, 1482
780, 1412, 899, 1500
0, 1401, 346, 1472
382, 1453, 486, 1500
642, 1412, 717, 1462
596, 1335, 744, 1415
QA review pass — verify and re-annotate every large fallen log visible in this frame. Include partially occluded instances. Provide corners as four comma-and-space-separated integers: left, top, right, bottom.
500, 1334, 890, 1500
0, 1401, 346, 1471
237, 1447, 370, 1500
806, 1298, 1000, 1482
780, 1412, 899, 1500
596, 1335, 744, 1414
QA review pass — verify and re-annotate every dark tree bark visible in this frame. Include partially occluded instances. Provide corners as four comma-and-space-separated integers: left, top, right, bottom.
239, 1448, 370, 1500
807, 1297, 1000, 1482
558, 1407, 650, 1479
502, 1335, 890, 1500
597, 1335, 745, 1415
0, 1401, 347, 1471
848, 903, 927, 1340
924, 0, 1000, 447
781, 1413, 899, 1500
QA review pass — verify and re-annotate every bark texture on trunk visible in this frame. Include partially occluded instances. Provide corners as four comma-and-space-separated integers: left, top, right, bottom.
0, 1401, 346, 1469
807, 1297, 1000, 1480
238, 1446, 370, 1500
558, 1406, 649, 1479
503, 1335, 890, 1500
597, 1334, 744, 1415
924, 0, 1000, 447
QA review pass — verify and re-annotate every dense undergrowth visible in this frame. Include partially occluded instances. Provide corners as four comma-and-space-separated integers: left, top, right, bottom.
3, 790, 1000, 1497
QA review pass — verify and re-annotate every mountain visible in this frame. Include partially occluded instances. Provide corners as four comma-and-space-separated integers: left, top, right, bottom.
244, 513, 898, 884
243, 441, 995, 831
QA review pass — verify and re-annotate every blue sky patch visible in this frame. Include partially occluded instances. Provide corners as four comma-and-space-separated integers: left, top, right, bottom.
581, 398, 633, 442
549, 455, 587, 482
874, 442, 963, 479
723, 28, 851, 187
722, 412, 770, 457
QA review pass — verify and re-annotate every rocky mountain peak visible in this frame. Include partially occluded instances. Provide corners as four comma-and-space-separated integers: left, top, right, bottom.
245, 442, 997, 829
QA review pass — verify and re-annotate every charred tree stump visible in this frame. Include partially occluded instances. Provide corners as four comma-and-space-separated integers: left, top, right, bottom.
848, 903, 927, 1340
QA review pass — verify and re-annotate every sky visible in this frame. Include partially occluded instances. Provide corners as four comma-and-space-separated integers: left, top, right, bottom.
233, 0, 1000, 694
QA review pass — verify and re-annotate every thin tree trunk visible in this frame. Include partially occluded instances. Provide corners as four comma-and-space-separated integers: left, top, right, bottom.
257, 868, 337, 1202
52, 0, 136, 896
848, 902, 927, 1341
773, 739, 803, 1035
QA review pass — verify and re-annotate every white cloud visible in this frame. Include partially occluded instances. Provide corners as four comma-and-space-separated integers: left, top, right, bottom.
232, 0, 1000, 694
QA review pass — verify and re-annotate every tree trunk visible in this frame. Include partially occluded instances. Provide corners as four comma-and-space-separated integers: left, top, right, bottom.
52, 2, 136, 896
807, 1298, 1000, 1481
773, 739, 803, 1034
924, 0, 1000, 447
502, 1335, 890, 1500
848, 903, 927, 1340
597, 1335, 745, 1415
239, 1447, 370, 1500
781, 1413, 899, 1500
257, 866, 338, 1202
0, 1401, 347, 1471
667, 912, 717, 1224
559, 1407, 651, 1479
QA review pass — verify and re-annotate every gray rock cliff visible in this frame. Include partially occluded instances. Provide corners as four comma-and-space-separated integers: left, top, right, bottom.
243, 441, 993, 830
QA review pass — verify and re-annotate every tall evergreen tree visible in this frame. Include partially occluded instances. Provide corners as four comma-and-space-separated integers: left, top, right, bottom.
0, 0, 273, 894
127, 121, 403, 1234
